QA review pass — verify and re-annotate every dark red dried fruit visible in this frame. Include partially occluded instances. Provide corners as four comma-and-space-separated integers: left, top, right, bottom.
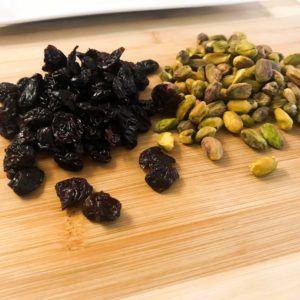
36, 127, 55, 150
52, 111, 83, 144
42, 45, 67, 72
139, 146, 176, 171
23, 107, 53, 127
55, 177, 93, 210
136, 59, 159, 75
8, 167, 44, 196
151, 83, 183, 116
53, 152, 83, 171
145, 166, 179, 193
82, 191, 121, 222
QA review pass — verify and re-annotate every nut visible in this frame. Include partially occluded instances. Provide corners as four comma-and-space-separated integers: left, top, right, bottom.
203, 53, 231, 64
283, 103, 297, 117
241, 114, 255, 128
254, 92, 271, 107
274, 107, 293, 130
204, 81, 222, 103
179, 129, 195, 145
160, 71, 173, 82
188, 101, 208, 124
176, 50, 190, 65
256, 44, 272, 60
205, 64, 222, 83
243, 80, 262, 93
235, 40, 257, 58
233, 55, 254, 69
283, 53, 300, 66
227, 100, 253, 114
252, 107, 270, 123
201, 137, 223, 161
241, 128, 268, 150
286, 66, 300, 86
217, 63, 232, 76
173, 65, 193, 81
260, 123, 284, 149
223, 111, 243, 133
273, 70, 285, 88
177, 120, 196, 133
191, 80, 206, 98
197, 32, 209, 45
207, 101, 226, 117
211, 40, 229, 53
283, 88, 297, 104
195, 126, 217, 143
185, 78, 195, 94
176, 95, 196, 121
199, 117, 224, 131
222, 75, 235, 88
232, 65, 256, 84
209, 34, 227, 41
255, 59, 273, 83
249, 156, 277, 177
157, 132, 174, 152
227, 83, 252, 99
271, 98, 287, 109
261, 81, 279, 97
175, 81, 187, 93
154, 118, 179, 133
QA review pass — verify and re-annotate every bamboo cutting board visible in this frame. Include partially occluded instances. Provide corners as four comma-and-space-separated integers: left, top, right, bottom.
1, 3, 300, 299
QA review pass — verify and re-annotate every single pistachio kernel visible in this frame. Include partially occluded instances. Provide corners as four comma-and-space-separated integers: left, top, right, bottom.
227, 83, 252, 99
195, 126, 217, 143
176, 50, 190, 65
212, 40, 229, 53
188, 101, 208, 124
255, 59, 273, 83
232, 65, 256, 84
189, 71, 204, 80
260, 123, 284, 149
199, 117, 224, 131
249, 156, 277, 177
157, 132, 174, 152
173, 65, 193, 81
217, 63, 232, 76
254, 92, 271, 107
243, 80, 262, 93
235, 40, 257, 58
283, 53, 300, 66
273, 70, 285, 88
248, 99, 258, 110
262, 81, 279, 97
189, 58, 206, 70
179, 129, 195, 145
222, 74, 235, 88
223, 111, 243, 133
283, 103, 297, 117
185, 78, 195, 94
176, 95, 196, 121
154, 118, 179, 133
175, 81, 187, 93
204, 81, 222, 103
227, 100, 252, 114
240, 128, 268, 150
233, 55, 254, 69
207, 101, 226, 117
252, 107, 270, 123
196, 66, 206, 81
172, 61, 183, 71
283, 88, 297, 104
197, 32, 209, 45
274, 107, 293, 130
205, 64, 222, 83
191, 80, 206, 99
285, 66, 300, 86
177, 120, 196, 133
160, 71, 173, 82
203, 53, 231, 64
241, 114, 255, 128
201, 137, 223, 161
209, 34, 227, 41
268, 52, 282, 62
256, 44, 273, 59
287, 82, 300, 101
271, 98, 287, 109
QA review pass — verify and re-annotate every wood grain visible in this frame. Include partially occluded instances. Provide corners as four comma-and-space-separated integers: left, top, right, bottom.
1, 1, 300, 299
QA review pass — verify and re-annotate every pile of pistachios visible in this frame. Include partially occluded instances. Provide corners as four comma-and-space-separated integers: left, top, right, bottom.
153, 32, 300, 173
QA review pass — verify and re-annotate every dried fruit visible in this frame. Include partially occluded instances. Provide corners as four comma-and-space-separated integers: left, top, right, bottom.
157, 132, 174, 152
195, 126, 216, 143
154, 118, 179, 133
55, 177, 93, 210
249, 156, 277, 177
260, 123, 284, 149
240, 128, 268, 150
201, 137, 223, 161
179, 129, 195, 145
145, 166, 179, 193
274, 107, 293, 130
82, 191, 121, 222
139, 146, 176, 171
223, 111, 243, 133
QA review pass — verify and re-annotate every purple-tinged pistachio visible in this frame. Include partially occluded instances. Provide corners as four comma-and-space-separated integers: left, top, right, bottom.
205, 64, 222, 83
254, 92, 271, 107
255, 59, 273, 83
217, 63, 232, 76
204, 81, 222, 103
227, 82, 252, 99
207, 101, 226, 117
201, 137, 223, 161
176, 50, 190, 65
261, 81, 279, 97
252, 107, 270, 123
177, 120, 196, 133
197, 33, 209, 45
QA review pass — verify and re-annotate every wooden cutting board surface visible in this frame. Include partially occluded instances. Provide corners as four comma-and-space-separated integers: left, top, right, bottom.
1, 2, 300, 299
